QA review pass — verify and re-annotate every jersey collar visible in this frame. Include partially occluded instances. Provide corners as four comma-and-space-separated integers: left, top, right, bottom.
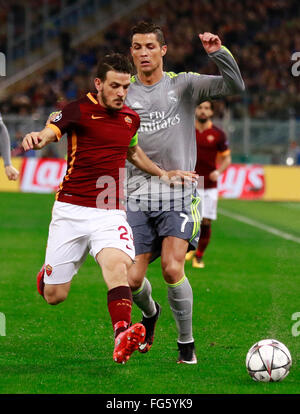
86, 92, 99, 105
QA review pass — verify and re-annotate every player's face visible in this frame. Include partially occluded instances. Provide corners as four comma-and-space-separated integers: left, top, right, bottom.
95, 71, 131, 110
195, 102, 213, 123
130, 33, 167, 75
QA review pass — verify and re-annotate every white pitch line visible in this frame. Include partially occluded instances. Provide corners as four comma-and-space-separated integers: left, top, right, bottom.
219, 208, 300, 244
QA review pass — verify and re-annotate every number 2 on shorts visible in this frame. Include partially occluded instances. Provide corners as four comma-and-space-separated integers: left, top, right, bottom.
118, 225, 129, 241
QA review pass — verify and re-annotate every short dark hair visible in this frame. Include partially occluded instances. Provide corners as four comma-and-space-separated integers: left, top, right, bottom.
131, 21, 166, 46
199, 100, 214, 111
96, 53, 133, 81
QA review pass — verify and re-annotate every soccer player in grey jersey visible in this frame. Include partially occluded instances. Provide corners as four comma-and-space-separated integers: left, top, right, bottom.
0, 112, 19, 181
125, 22, 245, 363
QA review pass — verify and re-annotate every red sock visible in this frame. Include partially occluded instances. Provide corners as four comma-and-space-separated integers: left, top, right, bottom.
196, 223, 211, 259
107, 286, 132, 338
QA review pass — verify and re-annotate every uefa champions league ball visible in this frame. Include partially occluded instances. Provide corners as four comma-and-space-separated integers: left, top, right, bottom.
246, 339, 292, 382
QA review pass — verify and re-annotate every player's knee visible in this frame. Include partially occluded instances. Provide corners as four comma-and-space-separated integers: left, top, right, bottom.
105, 260, 128, 279
45, 296, 64, 305
129, 277, 143, 292
44, 294, 67, 305
99, 250, 132, 274
44, 286, 68, 305
127, 265, 147, 292
161, 259, 184, 282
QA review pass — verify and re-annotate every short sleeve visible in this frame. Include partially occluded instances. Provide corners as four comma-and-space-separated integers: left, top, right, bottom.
47, 101, 80, 141
217, 130, 230, 154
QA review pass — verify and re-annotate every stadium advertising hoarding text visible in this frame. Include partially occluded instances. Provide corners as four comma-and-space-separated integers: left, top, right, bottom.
20, 158, 67, 193
1, 158, 300, 201
218, 164, 265, 199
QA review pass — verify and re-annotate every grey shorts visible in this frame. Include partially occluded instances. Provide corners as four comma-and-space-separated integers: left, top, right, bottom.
127, 196, 201, 263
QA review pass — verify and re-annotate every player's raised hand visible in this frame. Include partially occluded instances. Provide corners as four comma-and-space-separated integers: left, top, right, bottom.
199, 32, 221, 54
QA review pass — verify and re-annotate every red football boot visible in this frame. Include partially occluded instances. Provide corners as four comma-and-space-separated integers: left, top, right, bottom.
37, 265, 45, 297
113, 322, 146, 364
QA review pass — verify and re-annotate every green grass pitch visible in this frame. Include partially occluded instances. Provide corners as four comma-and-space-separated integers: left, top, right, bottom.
0, 192, 300, 394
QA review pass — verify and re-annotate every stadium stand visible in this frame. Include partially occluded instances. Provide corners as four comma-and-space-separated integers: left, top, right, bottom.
0, 0, 299, 162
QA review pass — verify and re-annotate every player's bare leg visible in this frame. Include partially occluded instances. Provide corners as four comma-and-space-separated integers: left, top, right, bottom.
44, 282, 71, 305
127, 252, 151, 292
127, 252, 162, 353
161, 236, 197, 364
96, 248, 145, 364
37, 261, 82, 304
193, 217, 212, 269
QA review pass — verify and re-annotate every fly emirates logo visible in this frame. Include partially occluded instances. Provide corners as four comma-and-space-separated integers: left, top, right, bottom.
139, 110, 180, 133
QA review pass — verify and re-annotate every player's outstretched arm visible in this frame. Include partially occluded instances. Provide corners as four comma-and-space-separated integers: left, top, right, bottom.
193, 32, 245, 100
127, 145, 198, 183
22, 127, 56, 152
127, 144, 166, 177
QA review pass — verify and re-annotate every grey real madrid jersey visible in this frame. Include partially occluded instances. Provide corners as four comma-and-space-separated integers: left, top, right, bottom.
125, 46, 245, 203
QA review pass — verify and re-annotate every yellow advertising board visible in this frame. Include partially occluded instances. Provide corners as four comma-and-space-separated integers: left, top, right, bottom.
1, 159, 300, 202
0, 157, 22, 192
263, 166, 300, 201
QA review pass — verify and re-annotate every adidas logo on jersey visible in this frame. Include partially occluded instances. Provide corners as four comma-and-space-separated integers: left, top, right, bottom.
131, 101, 143, 110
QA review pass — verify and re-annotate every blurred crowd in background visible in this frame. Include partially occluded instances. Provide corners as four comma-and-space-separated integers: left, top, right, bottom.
0, 0, 299, 129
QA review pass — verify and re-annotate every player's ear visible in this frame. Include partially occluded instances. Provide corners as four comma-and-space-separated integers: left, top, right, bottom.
94, 77, 103, 92
161, 45, 167, 57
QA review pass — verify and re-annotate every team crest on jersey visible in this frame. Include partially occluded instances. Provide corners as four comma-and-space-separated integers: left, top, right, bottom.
45, 264, 53, 277
124, 116, 133, 128
53, 112, 62, 122
167, 90, 178, 104
207, 134, 215, 142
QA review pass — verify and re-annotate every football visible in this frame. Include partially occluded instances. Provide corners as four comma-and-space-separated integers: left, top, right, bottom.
246, 339, 292, 382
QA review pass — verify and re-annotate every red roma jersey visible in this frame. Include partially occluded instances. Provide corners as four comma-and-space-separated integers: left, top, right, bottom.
47, 92, 140, 209
195, 124, 230, 189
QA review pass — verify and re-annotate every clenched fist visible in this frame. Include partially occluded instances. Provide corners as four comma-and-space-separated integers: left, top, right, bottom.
199, 32, 222, 54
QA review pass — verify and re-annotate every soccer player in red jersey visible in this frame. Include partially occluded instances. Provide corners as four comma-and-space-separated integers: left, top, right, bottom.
186, 101, 231, 268
22, 53, 196, 364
